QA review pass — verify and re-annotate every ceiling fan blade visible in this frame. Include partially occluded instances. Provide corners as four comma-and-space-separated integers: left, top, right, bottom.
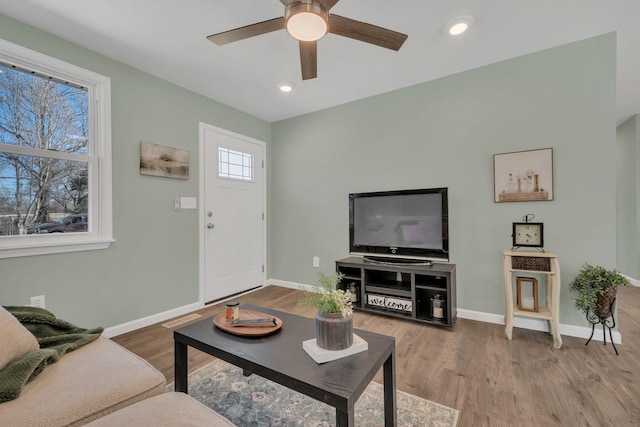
328, 14, 407, 51
207, 17, 285, 45
299, 41, 318, 80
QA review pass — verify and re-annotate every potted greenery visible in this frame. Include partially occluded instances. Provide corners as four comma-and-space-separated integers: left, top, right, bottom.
569, 263, 629, 320
299, 272, 353, 350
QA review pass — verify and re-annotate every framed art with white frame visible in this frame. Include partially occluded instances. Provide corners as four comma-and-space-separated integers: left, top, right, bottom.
493, 148, 553, 203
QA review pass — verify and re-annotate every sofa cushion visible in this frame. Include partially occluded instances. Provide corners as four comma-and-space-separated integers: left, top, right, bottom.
0, 306, 39, 371
85, 392, 237, 426
0, 337, 166, 427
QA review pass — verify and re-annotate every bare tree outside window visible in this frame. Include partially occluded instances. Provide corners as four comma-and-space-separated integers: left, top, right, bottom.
0, 63, 89, 236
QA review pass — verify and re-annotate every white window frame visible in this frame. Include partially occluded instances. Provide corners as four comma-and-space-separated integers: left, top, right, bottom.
0, 39, 113, 258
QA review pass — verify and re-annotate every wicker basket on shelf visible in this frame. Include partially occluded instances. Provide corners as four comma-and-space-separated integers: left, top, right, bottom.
511, 256, 550, 272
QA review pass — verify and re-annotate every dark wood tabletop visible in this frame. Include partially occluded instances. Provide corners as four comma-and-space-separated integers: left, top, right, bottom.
174, 304, 396, 426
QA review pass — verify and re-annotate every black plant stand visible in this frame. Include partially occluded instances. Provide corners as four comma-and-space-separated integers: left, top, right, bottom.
585, 297, 618, 355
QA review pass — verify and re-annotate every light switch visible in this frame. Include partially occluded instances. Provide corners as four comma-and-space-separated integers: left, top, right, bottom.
180, 197, 197, 209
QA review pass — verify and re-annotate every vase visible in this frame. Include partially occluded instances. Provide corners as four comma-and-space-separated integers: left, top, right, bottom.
315, 312, 353, 351
595, 288, 617, 320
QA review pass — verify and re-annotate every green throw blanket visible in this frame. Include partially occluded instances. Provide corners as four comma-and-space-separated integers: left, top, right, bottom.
0, 306, 103, 403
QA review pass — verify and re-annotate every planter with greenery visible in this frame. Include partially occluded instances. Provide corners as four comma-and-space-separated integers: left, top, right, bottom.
299, 272, 353, 350
569, 263, 629, 320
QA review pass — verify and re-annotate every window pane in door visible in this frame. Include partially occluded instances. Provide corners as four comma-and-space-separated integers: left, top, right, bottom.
218, 146, 253, 181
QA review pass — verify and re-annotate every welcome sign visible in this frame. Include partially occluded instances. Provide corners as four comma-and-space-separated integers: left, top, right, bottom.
367, 294, 412, 313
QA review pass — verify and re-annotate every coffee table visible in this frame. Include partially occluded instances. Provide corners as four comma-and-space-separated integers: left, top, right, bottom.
174, 304, 396, 426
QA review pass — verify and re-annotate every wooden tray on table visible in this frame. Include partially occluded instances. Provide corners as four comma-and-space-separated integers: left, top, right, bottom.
213, 309, 283, 337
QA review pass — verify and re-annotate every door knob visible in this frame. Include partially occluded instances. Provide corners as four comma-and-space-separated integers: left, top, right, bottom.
207, 223, 215, 229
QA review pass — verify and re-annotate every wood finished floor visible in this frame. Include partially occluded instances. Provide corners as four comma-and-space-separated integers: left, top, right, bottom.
113, 285, 640, 426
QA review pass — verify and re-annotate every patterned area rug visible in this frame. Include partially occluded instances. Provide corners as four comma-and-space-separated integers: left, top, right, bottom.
168, 358, 459, 427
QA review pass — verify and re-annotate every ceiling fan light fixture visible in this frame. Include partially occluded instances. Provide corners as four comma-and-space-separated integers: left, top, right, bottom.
285, 2, 328, 42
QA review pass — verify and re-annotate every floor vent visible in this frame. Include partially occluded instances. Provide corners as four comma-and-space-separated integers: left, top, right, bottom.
162, 313, 202, 328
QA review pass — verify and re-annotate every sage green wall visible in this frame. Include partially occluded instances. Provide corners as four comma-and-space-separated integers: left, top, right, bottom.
0, 13, 620, 331
616, 115, 640, 278
0, 14, 270, 327
270, 33, 617, 327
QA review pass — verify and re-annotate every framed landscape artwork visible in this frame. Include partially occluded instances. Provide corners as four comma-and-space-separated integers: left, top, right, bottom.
493, 148, 553, 202
140, 141, 190, 180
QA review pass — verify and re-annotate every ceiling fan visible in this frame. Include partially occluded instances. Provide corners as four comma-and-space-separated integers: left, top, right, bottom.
207, 0, 408, 80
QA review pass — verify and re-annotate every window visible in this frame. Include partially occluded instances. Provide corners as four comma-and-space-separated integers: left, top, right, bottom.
218, 146, 253, 181
0, 39, 112, 258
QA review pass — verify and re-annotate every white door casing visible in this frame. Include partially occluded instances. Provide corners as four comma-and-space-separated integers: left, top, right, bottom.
199, 123, 266, 303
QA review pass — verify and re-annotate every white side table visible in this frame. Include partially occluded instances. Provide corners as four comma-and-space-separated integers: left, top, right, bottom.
502, 249, 562, 349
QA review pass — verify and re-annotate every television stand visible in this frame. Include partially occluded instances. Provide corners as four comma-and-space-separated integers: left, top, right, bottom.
336, 257, 456, 328
364, 256, 434, 266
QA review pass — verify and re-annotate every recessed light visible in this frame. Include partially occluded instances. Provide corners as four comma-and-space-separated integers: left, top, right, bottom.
278, 82, 295, 92
446, 15, 474, 36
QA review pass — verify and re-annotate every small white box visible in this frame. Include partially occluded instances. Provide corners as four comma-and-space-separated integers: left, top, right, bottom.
180, 197, 197, 209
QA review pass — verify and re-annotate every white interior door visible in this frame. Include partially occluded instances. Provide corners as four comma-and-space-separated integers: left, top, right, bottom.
201, 123, 265, 303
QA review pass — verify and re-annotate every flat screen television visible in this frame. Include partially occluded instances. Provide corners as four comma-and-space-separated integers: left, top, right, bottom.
349, 188, 449, 263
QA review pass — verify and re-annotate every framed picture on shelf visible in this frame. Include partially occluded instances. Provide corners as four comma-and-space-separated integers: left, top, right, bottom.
493, 148, 553, 202
516, 277, 539, 312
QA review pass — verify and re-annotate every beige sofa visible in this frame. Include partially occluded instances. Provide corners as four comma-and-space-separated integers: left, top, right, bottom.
85, 391, 236, 427
0, 337, 166, 426
1, 331, 234, 426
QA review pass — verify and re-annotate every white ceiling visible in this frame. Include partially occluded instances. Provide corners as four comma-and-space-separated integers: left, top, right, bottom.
0, 0, 638, 124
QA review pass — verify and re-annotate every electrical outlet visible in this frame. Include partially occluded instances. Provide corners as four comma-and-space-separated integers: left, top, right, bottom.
174, 198, 180, 211
313, 256, 320, 268
30, 295, 45, 308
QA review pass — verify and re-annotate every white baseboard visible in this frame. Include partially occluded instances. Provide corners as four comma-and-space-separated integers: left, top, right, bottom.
267, 278, 313, 291
269, 279, 622, 344
103, 285, 267, 338
457, 308, 621, 344
623, 274, 640, 287
104, 279, 622, 345
267, 279, 622, 344
102, 302, 202, 338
